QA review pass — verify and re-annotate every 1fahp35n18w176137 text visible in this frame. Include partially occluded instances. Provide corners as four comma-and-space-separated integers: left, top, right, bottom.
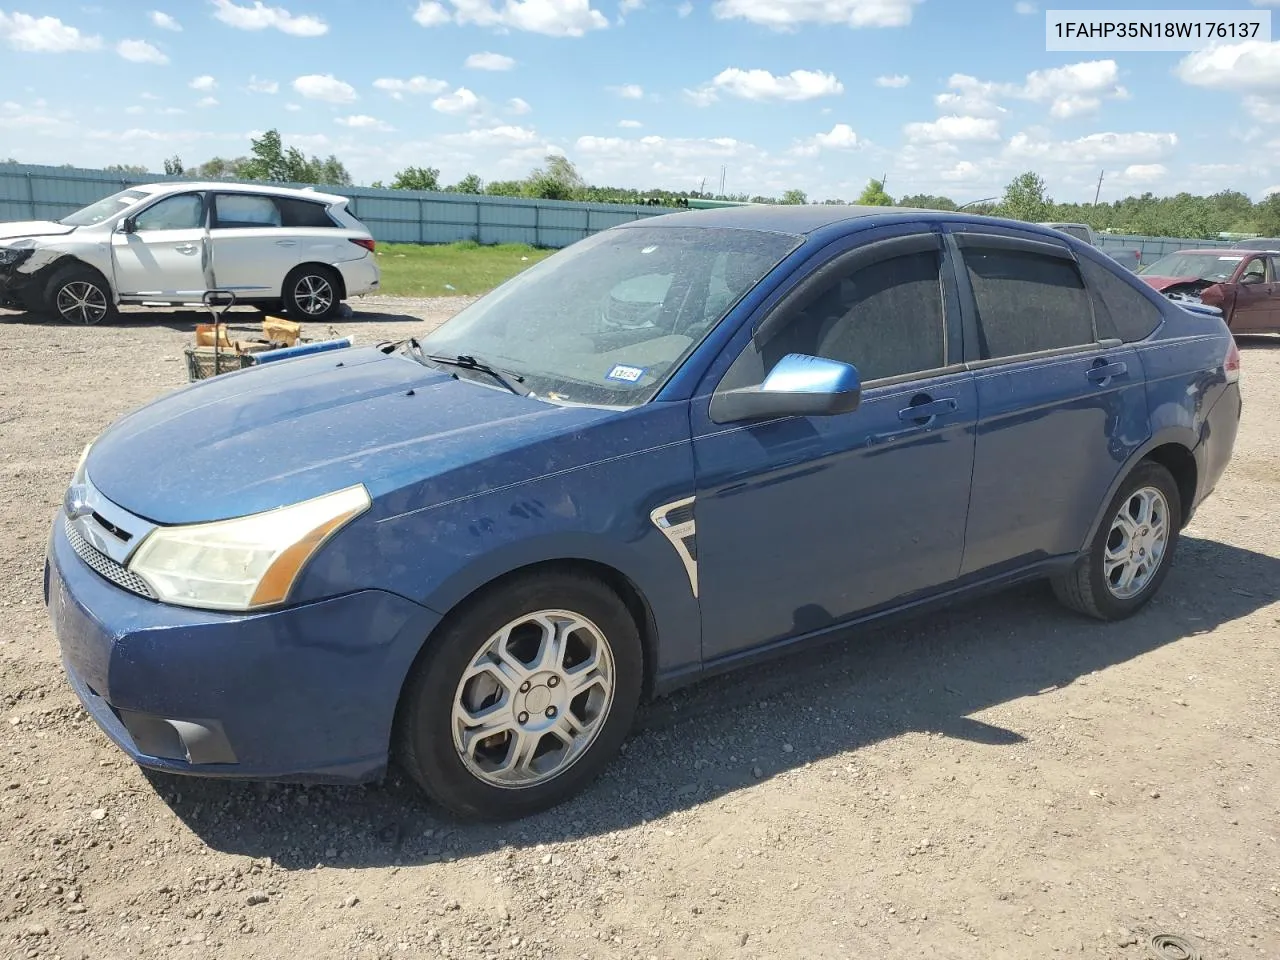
1046, 9, 1271, 51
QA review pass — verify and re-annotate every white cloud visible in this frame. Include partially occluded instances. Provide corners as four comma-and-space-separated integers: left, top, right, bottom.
711, 0, 921, 29
610, 83, 645, 99
1263, 184, 1280, 197
1176, 40, 1280, 93
1005, 130, 1178, 164
126, 105, 146, 116
940, 160, 983, 182
149, 11, 182, 31
791, 122, 860, 156
676, 1, 692, 15
117, 39, 168, 64
618, 119, 642, 128
336, 114, 394, 131
904, 115, 1001, 143
1244, 95, 1280, 122
196, 96, 219, 108
161, 106, 185, 115
1014, 1, 1036, 13
211, 0, 328, 37
293, 74, 358, 103
373, 76, 448, 99
0, 12, 102, 52
506, 97, 532, 114
190, 75, 217, 91
440, 124, 540, 148
413, 0, 609, 36
875, 74, 910, 88
619, 0, 644, 10
692, 67, 843, 104
284, 102, 301, 111
248, 76, 279, 94
1117, 163, 1167, 182
465, 51, 515, 70
934, 60, 1125, 121
433, 86, 481, 114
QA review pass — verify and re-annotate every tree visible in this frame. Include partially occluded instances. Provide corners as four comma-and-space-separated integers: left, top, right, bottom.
484, 179, 524, 197
857, 179, 893, 206
998, 171, 1050, 222
524, 154, 585, 200
235, 129, 351, 186
105, 163, 149, 175
1257, 191, 1280, 236
781, 188, 808, 205
390, 166, 441, 191
898, 193, 957, 211
163, 155, 184, 176
449, 173, 483, 194
194, 156, 245, 179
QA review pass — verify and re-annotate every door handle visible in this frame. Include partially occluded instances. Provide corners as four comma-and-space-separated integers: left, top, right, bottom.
275, 239, 298, 247
1087, 360, 1128, 383
897, 397, 958, 422
174, 243, 198, 255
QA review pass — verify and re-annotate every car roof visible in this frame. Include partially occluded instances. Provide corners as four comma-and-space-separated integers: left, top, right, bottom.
617, 204, 1092, 242
135, 180, 348, 205
1155, 248, 1261, 256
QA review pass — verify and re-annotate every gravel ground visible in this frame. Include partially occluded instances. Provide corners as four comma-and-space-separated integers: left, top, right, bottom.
1, 298, 1278, 960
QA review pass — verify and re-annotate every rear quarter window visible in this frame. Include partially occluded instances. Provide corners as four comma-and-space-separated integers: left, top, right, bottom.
1078, 257, 1163, 343
276, 197, 337, 228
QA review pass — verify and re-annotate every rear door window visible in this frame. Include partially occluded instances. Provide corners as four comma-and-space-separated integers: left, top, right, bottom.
960, 244, 1095, 359
213, 194, 281, 229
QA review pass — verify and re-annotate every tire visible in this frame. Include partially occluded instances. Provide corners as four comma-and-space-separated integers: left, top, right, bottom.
282, 265, 341, 322
396, 570, 643, 821
45, 264, 117, 325
1052, 460, 1182, 621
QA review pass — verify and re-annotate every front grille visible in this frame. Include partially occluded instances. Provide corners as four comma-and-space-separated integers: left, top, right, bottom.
63, 517, 155, 599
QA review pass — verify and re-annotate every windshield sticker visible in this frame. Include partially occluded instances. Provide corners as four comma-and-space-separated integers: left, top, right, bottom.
605, 363, 647, 383
1217, 256, 1244, 261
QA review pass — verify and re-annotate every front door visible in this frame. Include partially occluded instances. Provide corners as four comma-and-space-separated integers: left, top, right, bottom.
948, 228, 1150, 577
691, 229, 978, 662
110, 192, 209, 298
1229, 255, 1274, 332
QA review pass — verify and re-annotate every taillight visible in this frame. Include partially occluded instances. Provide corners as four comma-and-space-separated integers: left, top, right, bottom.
350, 237, 376, 253
1224, 337, 1240, 384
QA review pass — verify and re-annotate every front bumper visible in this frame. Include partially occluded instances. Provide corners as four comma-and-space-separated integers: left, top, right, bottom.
45, 513, 440, 783
0, 261, 42, 310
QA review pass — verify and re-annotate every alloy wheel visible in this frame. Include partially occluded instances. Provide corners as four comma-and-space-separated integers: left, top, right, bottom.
293, 275, 333, 316
1103, 485, 1170, 600
451, 609, 616, 789
56, 281, 109, 325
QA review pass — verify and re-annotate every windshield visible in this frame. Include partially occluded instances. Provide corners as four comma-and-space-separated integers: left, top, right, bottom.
58, 189, 150, 227
1140, 252, 1242, 282
418, 225, 800, 407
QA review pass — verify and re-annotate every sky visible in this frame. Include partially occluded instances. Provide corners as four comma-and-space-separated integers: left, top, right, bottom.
1, 0, 1279, 204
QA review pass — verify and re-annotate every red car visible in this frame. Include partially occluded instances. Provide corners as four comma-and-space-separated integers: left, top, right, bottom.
1137, 248, 1280, 333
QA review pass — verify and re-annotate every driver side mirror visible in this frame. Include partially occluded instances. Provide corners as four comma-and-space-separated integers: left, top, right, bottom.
710, 353, 862, 424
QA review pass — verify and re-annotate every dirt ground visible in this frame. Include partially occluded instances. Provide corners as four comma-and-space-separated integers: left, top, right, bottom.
1, 298, 1277, 960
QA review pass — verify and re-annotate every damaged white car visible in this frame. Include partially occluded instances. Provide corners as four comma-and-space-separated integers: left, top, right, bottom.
0, 181, 380, 324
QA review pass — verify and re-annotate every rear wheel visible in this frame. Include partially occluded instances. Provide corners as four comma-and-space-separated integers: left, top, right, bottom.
282, 265, 341, 322
396, 570, 642, 821
1052, 460, 1181, 620
46, 265, 116, 325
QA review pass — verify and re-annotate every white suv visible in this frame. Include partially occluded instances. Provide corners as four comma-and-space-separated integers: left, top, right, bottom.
0, 181, 380, 324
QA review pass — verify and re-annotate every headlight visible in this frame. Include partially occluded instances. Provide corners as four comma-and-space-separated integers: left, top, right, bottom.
127, 484, 371, 612
0, 240, 36, 267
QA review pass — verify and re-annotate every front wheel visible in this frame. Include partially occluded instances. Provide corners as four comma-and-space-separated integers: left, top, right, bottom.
46, 265, 117, 325
396, 571, 642, 820
1052, 460, 1182, 620
282, 265, 341, 322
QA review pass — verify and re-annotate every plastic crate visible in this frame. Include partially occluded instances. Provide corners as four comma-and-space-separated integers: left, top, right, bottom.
183, 345, 257, 382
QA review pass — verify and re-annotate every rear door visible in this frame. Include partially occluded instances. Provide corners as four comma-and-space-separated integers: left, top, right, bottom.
207, 193, 295, 298
948, 228, 1150, 577
110, 191, 209, 299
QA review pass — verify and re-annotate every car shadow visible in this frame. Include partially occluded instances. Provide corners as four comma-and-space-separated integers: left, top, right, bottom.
1, 304, 427, 332
145, 534, 1280, 870
1235, 334, 1280, 349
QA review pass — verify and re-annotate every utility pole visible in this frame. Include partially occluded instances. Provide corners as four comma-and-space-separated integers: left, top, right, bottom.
719, 165, 726, 197
698, 176, 706, 197
881, 172, 888, 191
1093, 169, 1104, 205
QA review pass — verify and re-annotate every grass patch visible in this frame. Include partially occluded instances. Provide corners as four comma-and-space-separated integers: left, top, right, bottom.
372, 241, 554, 298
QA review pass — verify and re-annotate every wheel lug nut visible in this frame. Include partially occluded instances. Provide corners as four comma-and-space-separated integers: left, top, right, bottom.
547, 676, 559, 688
546, 707, 557, 718
518, 711, 529, 724
519, 681, 531, 693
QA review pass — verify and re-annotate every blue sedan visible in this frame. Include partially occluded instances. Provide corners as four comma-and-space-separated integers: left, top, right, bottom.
44, 206, 1242, 820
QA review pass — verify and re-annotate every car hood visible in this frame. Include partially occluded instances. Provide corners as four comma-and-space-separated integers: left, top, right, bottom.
85, 346, 613, 525
1139, 275, 1210, 291
0, 220, 76, 241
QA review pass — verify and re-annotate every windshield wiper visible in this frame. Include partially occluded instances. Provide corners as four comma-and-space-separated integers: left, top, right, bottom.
406, 341, 530, 397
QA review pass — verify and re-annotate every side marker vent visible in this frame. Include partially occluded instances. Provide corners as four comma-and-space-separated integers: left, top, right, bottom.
650, 497, 698, 597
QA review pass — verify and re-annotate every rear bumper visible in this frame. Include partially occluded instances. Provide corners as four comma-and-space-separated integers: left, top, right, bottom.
335, 254, 379, 298
45, 512, 440, 784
